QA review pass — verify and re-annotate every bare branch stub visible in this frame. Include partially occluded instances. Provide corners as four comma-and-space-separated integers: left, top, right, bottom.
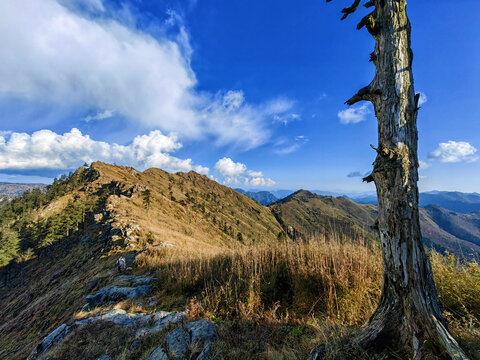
340, 0, 362, 20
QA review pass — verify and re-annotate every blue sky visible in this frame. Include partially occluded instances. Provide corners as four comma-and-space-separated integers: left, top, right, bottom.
0, 0, 479, 193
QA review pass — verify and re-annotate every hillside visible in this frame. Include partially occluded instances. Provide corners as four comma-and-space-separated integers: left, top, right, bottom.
269, 190, 378, 243
0, 164, 479, 360
269, 190, 480, 258
0, 162, 283, 359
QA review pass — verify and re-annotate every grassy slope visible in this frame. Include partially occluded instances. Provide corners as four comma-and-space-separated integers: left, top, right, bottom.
0, 162, 283, 359
270, 190, 378, 244
0, 164, 479, 359
270, 190, 480, 259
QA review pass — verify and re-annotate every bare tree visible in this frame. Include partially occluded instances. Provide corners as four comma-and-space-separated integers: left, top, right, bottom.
310, 1, 469, 359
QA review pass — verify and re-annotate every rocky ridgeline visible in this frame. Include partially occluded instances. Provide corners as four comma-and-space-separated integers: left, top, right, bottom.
28, 272, 217, 360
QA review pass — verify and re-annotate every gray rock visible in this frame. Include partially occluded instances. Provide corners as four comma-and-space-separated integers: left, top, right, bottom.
165, 327, 189, 360
28, 324, 69, 359
75, 309, 150, 328
307, 344, 326, 360
130, 339, 141, 350
88, 277, 100, 289
196, 342, 213, 360
146, 346, 168, 360
86, 292, 105, 308
131, 277, 156, 286
87, 284, 152, 305
95, 355, 111, 360
136, 311, 186, 338
187, 320, 217, 344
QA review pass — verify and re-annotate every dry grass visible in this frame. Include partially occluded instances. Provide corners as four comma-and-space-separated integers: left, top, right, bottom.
135, 235, 480, 359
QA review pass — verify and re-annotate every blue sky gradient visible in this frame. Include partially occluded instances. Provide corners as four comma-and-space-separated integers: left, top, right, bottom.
0, 0, 478, 193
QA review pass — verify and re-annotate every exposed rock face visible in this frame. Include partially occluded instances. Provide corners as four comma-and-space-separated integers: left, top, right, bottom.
136, 311, 186, 337
85, 282, 153, 309
165, 327, 189, 360
146, 346, 168, 360
75, 309, 151, 328
187, 319, 217, 344
27, 324, 70, 359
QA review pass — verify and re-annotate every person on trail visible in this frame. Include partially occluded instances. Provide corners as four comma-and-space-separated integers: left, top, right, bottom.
116, 257, 126, 273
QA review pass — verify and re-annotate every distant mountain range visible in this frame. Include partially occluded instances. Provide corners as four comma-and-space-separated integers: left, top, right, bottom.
267, 190, 480, 259
236, 188, 480, 214
0, 182, 46, 200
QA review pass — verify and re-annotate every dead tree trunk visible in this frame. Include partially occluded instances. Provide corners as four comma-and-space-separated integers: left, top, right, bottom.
315, 1, 469, 359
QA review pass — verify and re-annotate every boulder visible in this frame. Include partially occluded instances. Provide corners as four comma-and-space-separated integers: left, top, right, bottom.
187, 320, 217, 344
136, 311, 186, 337
146, 346, 168, 360
165, 327, 189, 360
28, 324, 69, 359
196, 342, 213, 360
86, 292, 105, 308
130, 339, 141, 350
75, 309, 150, 328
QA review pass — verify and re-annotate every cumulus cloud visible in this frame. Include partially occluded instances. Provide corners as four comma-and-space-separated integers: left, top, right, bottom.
214, 157, 275, 187
428, 141, 478, 163
214, 157, 246, 178
338, 103, 371, 124
0, 128, 208, 174
0, 0, 290, 150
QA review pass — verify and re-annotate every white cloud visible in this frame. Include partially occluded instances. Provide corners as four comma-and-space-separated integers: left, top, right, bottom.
0, 0, 290, 150
214, 157, 275, 187
215, 157, 246, 178
273, 113, 300, 126
273, 135, 309, 155
419, 160, 430, 170
428, 141, 478, 163
338, 103, 371, 124
0, 128, 208, 174
84, 109, 114, 122
418, 92, 427, 106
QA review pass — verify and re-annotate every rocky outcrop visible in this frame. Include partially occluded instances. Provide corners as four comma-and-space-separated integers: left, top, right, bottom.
85, 275, 156, 309
27, 324, 70, 359
146, 346, 168, 360
75, 309, 151, 328
136, 311, 186, 337
166, 327, 189, 360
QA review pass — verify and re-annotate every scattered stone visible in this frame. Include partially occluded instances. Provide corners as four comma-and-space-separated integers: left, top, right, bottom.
86, 284, 152, 307
75, 309, 150, 328
131, 277, 156, 286
146, 346, 168, 360
87, 277, 100, 289
165, 327, 189, 360
196, 342, 213, 360
130, 339, 141, 350
28, 324, 70, 359
136, 312, 186, 337
86, 292, 106, 308
308, 344, 326, 360
187, 320, 217, 344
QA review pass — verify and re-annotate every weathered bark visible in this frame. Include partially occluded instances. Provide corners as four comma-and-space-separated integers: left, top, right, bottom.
315, 1, 469, 359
